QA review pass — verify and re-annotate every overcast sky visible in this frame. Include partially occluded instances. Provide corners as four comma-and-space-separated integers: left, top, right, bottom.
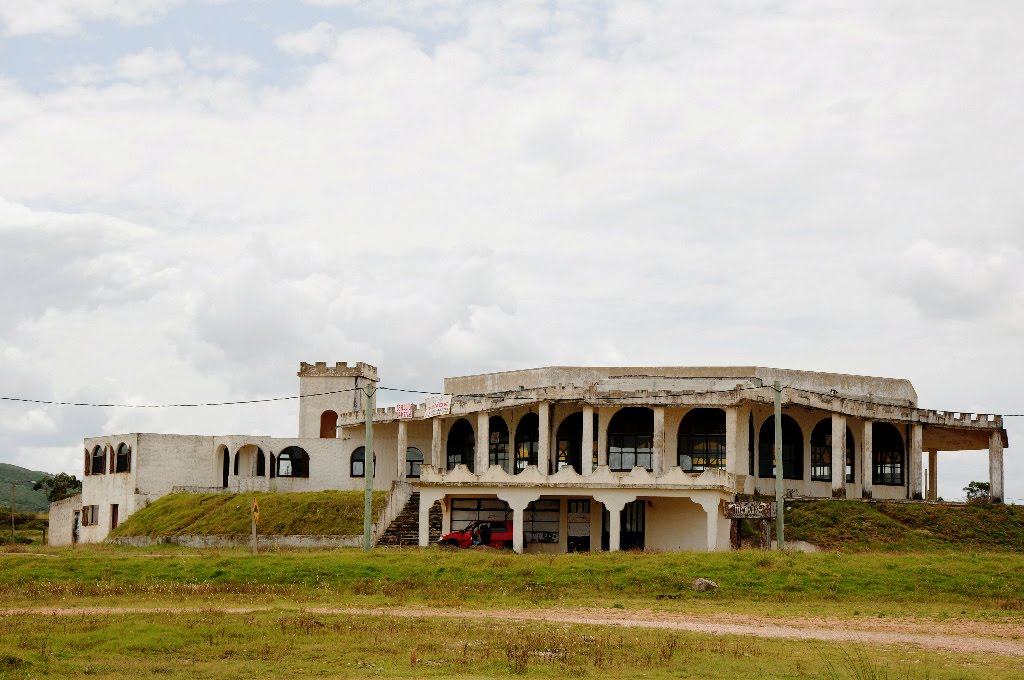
0, 0, 1020, 502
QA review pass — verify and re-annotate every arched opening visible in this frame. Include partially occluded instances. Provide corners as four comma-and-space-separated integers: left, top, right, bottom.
320, 410, 338, 438
90, 445, 106, 475
758, 415, 804, 480
514, 413, 539, 473
220, 447, 230, 488
872, 423, 904, 486
233, 451, 240, 476
488, 416, 510, 472
270, 452, 276, 479
350, 446, 375, 478
608, 407, 654, 472
810, 420, 855, 482
115, 443, 131, 473
555, 411, 596, 474
677, 408, 726, 472
256, 449, 266, 477
406, 447, 423, 478
278, 446, 310, 478
446, 418, 475, 472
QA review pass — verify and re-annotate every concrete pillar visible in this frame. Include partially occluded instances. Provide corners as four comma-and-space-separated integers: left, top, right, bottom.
476, 411, 489, 474
538, 402, 550, 476
597, 408, 611, 467
582, 405, 594, 476
861, 420, 873, 499
697, 496, 722, 551
927, 449, 938, 501
431, 418, 442, 469
989, 431, 1004, 503
652, 406, 665, 474
909, 423, 923, 500
397, 420, 408, 479
725, 407, 740, 475
512, 504, 525, 553
607, 507, 621, 552
831, 414, 847, 498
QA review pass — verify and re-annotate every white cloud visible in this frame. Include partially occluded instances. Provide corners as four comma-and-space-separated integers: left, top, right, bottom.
276, 21, 339, 56
0, 0, 183, 36
115, 48, 186, 81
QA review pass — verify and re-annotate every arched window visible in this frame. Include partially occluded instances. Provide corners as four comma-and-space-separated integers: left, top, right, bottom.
115, 443, 131, 473
351, 446, 375, 478
514, 413, 539, 473
320, 410, 338, 439
555, 412, 584, 474
233, 451, 239, 476
872, 423, 904, 486
221, 447, 230, 488
447, 418, 475, 472
278, 446, 310, 478
677, 408, 726, 471
488, 416, 510, 472
90, 445, 106, 475
406, 447, 423, 478
256, 449, 266, 477
270, 452, 276, 479
758, 415, 804, 480
608, 407, 654, 472
810, 420, 856, 482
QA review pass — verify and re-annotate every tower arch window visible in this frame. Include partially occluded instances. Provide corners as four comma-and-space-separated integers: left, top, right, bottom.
446, 418, 475, 472
514, 413, 539, 473
115, 443, 131, 473
488, 416, 510, 472
320, 411, 338, 438
278, 446, 310, 478
90, 445, 106, 475
608, 407, 654, 472
872, 423, 904, 486
758, 415, 804, 480
405, 447, 423, 478
677, 408, 726, 472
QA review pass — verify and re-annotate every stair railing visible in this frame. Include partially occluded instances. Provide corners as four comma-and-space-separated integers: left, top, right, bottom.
371, 480, 414, 545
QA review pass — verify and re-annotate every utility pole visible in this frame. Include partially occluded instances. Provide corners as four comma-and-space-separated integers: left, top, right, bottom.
362, 383, 376, 552
774, 381, 785, 550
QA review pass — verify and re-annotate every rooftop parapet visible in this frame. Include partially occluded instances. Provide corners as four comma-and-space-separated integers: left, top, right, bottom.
298, 361, 378, 379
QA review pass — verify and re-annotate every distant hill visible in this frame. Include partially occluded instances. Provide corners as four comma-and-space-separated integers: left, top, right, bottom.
0, 463, 54, 513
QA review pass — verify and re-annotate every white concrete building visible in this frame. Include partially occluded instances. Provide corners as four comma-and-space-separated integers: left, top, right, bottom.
50, 362, 1009, 553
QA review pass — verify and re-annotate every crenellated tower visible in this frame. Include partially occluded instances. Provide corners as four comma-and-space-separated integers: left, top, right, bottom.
297, 361, 378, 439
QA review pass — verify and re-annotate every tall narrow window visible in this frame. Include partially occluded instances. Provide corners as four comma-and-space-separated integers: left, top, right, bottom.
677, 408, 726, 471
555, 412, 589, 474
488, 416, 510, 472
91, 446, 106, 475
810, 420, 832, 481
255, 449, 266, 477
607, 408, 654, 472
406, 447, 423, 478
872, 423, 904, 485
758, 415, 804, 480
446, 419, 475, 472
514, 413, 539, 473
115, 443, 131, 473
320, 410, 338, 438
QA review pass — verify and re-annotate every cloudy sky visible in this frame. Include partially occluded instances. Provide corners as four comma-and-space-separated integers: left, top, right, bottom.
0, 0, 1021, 502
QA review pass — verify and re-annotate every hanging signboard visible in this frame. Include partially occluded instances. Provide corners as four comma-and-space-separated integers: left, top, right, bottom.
424, 394, 453, 418
396, 403, 416, 419
724, 501, 776, 519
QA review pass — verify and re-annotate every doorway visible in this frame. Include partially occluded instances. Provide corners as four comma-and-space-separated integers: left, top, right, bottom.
600, 500, 646, 551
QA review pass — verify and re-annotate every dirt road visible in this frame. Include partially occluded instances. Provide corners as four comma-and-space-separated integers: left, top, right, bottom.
3, 605, 1022, 656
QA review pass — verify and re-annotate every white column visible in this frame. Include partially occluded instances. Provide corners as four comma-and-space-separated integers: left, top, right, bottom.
861, 420, 873, 499
397, 420, 408, 480
989, 431, 1004, 503
927, 449, 938, 501
652, 406, 665, 474
831, 414, 847, 498
607, 507, 621, 552
476, 411, 489, 474
538, 402, 550, 476
698, 496, 722, 552
512, 505, 525, 553
582, 405, 594, 476
909, 423, 923, 500
431, 418, 442, 469
724, 407, 740, 475
597, 408, 610, 467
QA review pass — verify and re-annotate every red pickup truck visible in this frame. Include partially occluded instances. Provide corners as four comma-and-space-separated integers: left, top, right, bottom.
438, 520, 514, 549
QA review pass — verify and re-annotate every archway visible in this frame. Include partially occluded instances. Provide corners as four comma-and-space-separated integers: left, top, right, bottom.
677, 408, 726, 471
872, 423, 904, 486
514, 413, 539, 473
447, 418, 475, 472
810, 419, 855, 482
758, 415, 804, 479
607, 407, 654, 471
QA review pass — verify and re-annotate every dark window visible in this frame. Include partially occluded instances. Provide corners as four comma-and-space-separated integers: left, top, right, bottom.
872, 423, 904, 486
405, 447, 423, 478
608, 407, 653, 471
677, 408, 726, 471
514, 413, 538, 473
270, 453, 276, 479
115, 443, 131, 473
488, 416, 510, 472
90, 446, 106, 475
758, 415, 804, 480
447, 418, 475, 472
810, 420, 856, 483
255, 449, 266, 477
278, 446, 310, 478
351, 446, 375, 478
110, 504, 119, 529
555, 412, 597, 474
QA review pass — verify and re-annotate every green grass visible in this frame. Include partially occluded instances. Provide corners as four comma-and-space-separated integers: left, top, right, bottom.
1, 546, 1022, 620
0, 462, 51, 513
784, 500, 1024, 552
107, 491, 387, 538
0, 609, 1019, 679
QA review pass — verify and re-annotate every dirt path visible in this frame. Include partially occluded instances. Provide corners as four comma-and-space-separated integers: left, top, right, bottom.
3, 605, 1022, 657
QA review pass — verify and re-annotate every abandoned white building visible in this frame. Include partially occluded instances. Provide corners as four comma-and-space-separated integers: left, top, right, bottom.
49, 362, 1009, 553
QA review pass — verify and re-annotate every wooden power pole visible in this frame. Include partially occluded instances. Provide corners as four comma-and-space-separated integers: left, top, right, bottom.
362, 384, 376, 552
774, 381, 785, 550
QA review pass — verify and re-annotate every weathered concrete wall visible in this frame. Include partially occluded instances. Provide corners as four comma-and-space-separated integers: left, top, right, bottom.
644, 496, 708, 551
47, 494, 82, 547
106, 534, 363, 549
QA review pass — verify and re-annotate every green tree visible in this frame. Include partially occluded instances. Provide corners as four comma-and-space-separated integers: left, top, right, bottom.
32, 473, 82, 503
963, 480, 990, 503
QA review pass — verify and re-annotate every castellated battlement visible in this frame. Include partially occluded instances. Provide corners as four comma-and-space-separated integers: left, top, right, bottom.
297, 361, 378, 379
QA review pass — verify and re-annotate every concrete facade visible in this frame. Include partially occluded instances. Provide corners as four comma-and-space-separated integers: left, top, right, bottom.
55, 362, 1010, 551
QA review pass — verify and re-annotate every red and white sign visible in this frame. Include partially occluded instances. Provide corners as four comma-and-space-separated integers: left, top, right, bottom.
424, 394, 453, 418
396, 403, 415, 419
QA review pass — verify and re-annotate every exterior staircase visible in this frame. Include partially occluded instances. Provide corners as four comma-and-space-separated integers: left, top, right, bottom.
375, 492, 442, 547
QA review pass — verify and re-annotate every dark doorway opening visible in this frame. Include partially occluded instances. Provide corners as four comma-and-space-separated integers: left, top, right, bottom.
600, 500, 646, 551
222, 449, 230, 488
